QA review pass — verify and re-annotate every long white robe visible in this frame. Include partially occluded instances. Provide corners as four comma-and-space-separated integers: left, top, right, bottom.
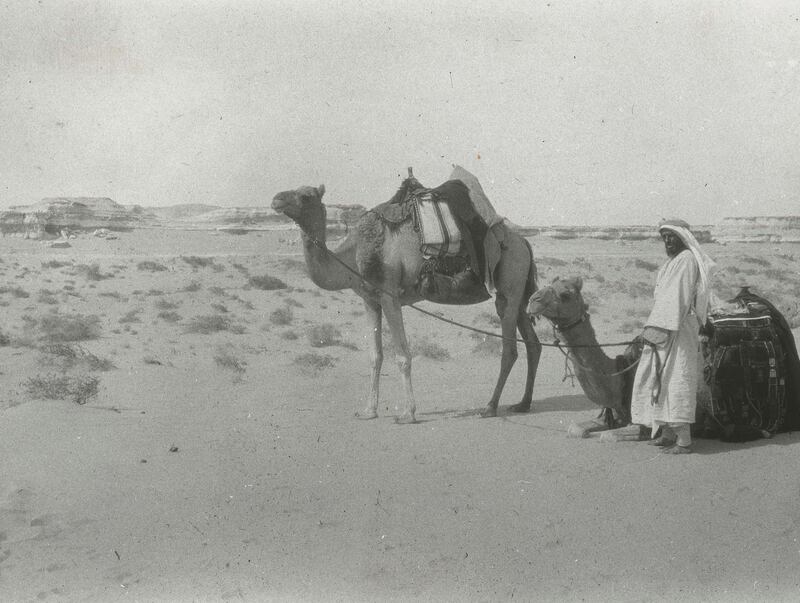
630, 250, 701, 431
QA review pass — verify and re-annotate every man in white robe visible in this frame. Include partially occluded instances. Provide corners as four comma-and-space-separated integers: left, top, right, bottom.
630, 219, 717, 454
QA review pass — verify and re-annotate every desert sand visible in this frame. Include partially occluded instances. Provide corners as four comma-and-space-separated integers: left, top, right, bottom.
0, 228, 799, 602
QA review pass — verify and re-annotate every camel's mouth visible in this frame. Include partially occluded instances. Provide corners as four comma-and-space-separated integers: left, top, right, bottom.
270, 194, 289, 214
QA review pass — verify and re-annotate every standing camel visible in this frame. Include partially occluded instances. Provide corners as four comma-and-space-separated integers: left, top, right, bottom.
271, 171, 541, 423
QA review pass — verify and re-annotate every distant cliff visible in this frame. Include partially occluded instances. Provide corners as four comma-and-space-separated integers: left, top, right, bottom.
712, 216, 800, 243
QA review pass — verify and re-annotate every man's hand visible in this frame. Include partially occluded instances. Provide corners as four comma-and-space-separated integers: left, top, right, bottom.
642, 326, 670, 346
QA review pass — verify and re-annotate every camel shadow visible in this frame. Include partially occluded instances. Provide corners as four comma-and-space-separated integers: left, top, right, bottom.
416, 394, 597, 421
690, 429, 800, 455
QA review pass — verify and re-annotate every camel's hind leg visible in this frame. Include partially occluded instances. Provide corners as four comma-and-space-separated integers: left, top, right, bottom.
380, 294, 417, 424
508, 309, 541, 413
357, 299, 382, 419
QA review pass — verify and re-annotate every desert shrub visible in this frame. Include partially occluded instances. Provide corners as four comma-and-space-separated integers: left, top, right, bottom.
0, 330, 10, 346
39, 344, 116, 371
0, 286, 29, 298
208, 286, 227, 296
137, 261, 168, 272
270, 307, 293, 326
154, 299, 180, 310
539, 256, 569, 267
248, 274, 287, 290
475, 311, 501, 328
470, 333, 504, 356
293, 352, 336, 373
211, 303, 228, 313
306, 324, 342, 347
281, 330, 298, 340
25, 374, 99, 404
182, 256, 215, 269
412, 337, 450, 361
157, 311, 183, 323
182, 281, 202, 293
36, 313, 102, 342
740, 256, 771, 267
119, 309, 142, 323
633, 259, 659, 272
146, 289, 165, 296
76, 263, 110, 281
37, 290, 59, 305
41, 260, 70, 269
279, 258, 307, 272
214, 348, 246, 373
185, 314, 243, 334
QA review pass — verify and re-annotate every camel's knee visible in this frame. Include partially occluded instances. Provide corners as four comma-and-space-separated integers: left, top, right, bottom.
395, 354, 412, 375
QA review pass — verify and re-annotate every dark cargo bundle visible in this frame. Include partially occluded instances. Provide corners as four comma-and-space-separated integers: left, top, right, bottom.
700, 287, 800, 440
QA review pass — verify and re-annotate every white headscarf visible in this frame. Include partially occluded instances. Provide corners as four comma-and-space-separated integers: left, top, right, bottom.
658, 219, 719, 324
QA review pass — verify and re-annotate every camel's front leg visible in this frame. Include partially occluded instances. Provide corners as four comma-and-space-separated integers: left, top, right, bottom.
381, 294, 416, 424
357, 299, 382, 419
483, 294, 518, 417
508, 308, 542, 413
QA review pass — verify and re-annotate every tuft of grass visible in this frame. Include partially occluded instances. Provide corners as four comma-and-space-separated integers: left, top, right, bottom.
306, 323, 342, 347
293, 352, 336, 374
41, 260, 71, 269
184, 314, 244, 334
154, 299, 180, 310
633, 259, 659, 272
214, 347, 247, 374
39, 344, 116, 371
470, 333, 504, 356
182, 281, 202, 292
248, 274, 288, 290
270, 307, 293, 326
157, 311, 183, 323
137, 261, 168, 272
75, 263, 111, 281
0, 285, 30, 298
37, 290, 60, 305
182, 256, 216, 269
35, 313, 102, 342
25, 374, 100, 405
119, 309, 142, 324
412, 337, 450, 361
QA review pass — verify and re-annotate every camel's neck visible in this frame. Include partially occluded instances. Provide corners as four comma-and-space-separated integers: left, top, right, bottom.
556, 316, 623, 408
297, 210, 360, 291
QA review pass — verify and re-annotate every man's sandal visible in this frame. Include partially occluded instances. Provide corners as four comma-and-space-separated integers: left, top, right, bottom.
647, 436, 677, 447
661, 444, 693, 454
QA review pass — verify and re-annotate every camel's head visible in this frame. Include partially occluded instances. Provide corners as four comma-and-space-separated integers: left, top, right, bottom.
526, 276, 587, 327
271, 184, 326, 225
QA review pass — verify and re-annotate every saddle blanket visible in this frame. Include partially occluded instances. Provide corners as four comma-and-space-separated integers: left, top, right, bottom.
414, 191, 462, 257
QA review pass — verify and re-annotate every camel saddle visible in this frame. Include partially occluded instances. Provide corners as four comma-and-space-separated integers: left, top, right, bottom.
372, 172, 495, 305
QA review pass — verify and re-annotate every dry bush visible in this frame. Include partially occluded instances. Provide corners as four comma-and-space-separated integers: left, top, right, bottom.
182, 256, 216, 269
293, 352, 336, 374
182, 281, 202, 292
0, 286, 30, 298
25, 374, 99, 405
119, 309, 142, 323
248, 274, 288, 290
632, 259, 659, 272
306, 324, 342, 347
538, 256, 569, 268
39, 344, 116, 371
137, 260, 168, 272
412, 336, 450, 361
35, 313, 102, 342
41, 260, 71, 269
154, 299, 180, 310
208, 286, 227, 296
281, 330, 299, 340
75, 263, 111, 281
740, 256, 771, 268
157, 311, 183, 323
270, 307, 293, 326
470, 332, 504, 356
214, 347, 247, 374
184, 314, 244, 334
37, 290, 59, 305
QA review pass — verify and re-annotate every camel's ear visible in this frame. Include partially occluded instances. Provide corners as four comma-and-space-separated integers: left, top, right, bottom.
317, 184, 326, 198
568, 276, 583, 291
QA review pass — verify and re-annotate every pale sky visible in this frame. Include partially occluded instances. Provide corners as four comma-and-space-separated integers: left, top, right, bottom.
1, 0, 799, 226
